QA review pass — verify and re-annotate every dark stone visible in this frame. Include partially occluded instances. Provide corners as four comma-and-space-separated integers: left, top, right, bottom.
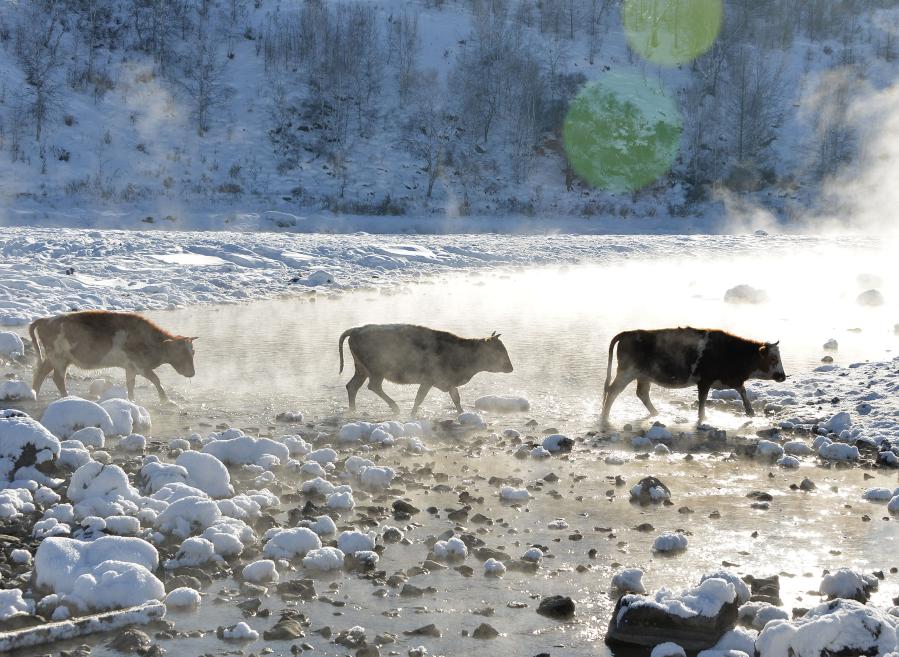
472, 623, 499, 639
107, 628, 151, 653
536, 595, 575, 620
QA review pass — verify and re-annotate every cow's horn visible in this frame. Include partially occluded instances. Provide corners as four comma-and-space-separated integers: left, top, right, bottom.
771, 340, 779, 346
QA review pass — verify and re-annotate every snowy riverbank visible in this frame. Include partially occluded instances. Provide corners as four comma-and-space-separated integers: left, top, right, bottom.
0, 227, 869, 327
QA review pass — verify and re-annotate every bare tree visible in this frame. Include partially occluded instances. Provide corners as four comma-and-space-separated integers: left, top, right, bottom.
404, 73, 454, 200
15, 2, 65, 141
587, 0, 612, 64
178, 23, 229, 134
388, 11, 419, 100
726, 45, 786, 163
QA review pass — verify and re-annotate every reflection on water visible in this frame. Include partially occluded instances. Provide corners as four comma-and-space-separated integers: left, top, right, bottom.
148, 241, 898, 431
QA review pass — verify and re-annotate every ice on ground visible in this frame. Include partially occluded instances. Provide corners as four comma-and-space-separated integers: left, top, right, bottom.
474, 395, 530, 413
99, 399, 151, 436
0, 380, 35, 401
165, 587, 201, 608
337, 530, 376, 554
34, 536, 159, 596
651, 643, 687, 657
41, 397, 115, 439
0, 410, 60, 484
612, 568, 646, 594
0, 332, 25, 360
155, 496, 222, 538
175, 451, 233, 498
755, 599, 899, 657
653, 532, 688, 553
302, 547, 345, 571
242, 559, 278, 583
500, 486, 530, 501
0, 588, 33, 621
263, 527, 322, 559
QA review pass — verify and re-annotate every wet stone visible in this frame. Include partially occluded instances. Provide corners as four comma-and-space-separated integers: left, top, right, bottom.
107, 628, 151, 653
536, 595, 575, 619
472, 623, 499, 639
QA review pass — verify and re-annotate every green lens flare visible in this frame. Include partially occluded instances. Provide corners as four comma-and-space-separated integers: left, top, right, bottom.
562, 73, 682, 193
623, 0, 723, 66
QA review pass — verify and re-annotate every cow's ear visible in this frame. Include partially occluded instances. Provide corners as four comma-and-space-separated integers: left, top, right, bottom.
186, 336, 199, 342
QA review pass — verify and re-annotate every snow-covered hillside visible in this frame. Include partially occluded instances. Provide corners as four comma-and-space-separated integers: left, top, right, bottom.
0, 0, 897, 230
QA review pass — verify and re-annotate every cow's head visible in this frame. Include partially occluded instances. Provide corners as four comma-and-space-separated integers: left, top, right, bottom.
164, 336, 197, 378
759, 341, 786, 382
480, 332, 513, 373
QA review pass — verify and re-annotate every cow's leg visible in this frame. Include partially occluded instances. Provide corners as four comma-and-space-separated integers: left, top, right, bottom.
736, 385, 754, 417
601, 370, 637, 425
32, 359, 54, 395
346, 368, 367, 412
411, 384, 432, 416
697, 382, 711, 423
636, 379, 658, 416
367, 377, 400, 414
125, 369, 137, 401
447, 387, 463, 414
50, 362, 69, 397
141, 369, 168, 402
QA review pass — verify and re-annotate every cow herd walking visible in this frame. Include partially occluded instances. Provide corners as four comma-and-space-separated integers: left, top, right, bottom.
25, 310, 788, 425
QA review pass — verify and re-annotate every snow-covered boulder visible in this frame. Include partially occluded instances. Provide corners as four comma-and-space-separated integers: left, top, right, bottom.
823, 412, 852, 434
0, 409, 60, 483
612, 568, 646, 594
337, 530, 375, 555
0, 380, 35, 401
69, 427, 104, 449
165, 537, 217, 568
70, 559, 165, 611
100, 399, 151, 436
543, 434, 574, 453
175, 451, 233, 498
819, 568, 878, 602
433, 537, 468, 560
302, 547, 345, 571
652, 532, 688, 553
67, 461, 139, 518
458, 411, 486, 429
41, 397, 114, 439
818, 441, 859, 461
755, 599, 898, 657
165, 587, 201, 608
34, 536, 159, 596
202, 433, 289, 466
155, 496, 222, 539
0, 488, 35, 519
262, 527, 321, 559
0, 332, 25, 360
0, 588, 33, 621
138, 460, 189, 494
358, 465, 395, 489
474, 395, 530, 413
500, 485, 530, 502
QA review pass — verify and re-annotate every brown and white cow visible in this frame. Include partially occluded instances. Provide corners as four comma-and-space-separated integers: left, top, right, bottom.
601, 327, 786, 425
338, 324, 514, 415
29, 311, 197, 402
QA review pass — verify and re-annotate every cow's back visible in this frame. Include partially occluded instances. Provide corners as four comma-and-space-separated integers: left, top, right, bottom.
38, 311, 163, 369
348, 324, 465, 385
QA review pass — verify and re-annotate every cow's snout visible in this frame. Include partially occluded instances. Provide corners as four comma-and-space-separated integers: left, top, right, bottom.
774, 372, 786, 383
503, 363, 514, 373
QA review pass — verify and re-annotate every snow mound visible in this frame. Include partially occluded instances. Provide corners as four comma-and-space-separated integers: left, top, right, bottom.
67, 461, 139, 518
70, 559, 165, 611
819, 568, 878, 601
41, 397, 115, 439
484, 558, 506, 576
263, 527, 322, 559
175, 451, 233, 498
165, 587, 201, 608
653, 532, 688, 553
500, 486, 530, 501
543, 434, 574, 453
818, 440, 859, 461
0, 409, 60, 484
433, 536, 468, 560
458, 411, 486, 429
755, 599, 898, 657
155, 496, 222, 538
618, 577, 737, 622
34, 536, 159, 596
201, 432, 289, 466
302, 547, 345, 571
724, 285, 768, 304
0, 332, 25, 360
0, 588, 33, 621
242, 559, 278, 583
99, 399, 151, 436
70, 426, 105, 449
0, 380, 35, 401
358, 465, 395, 489
165, 537, 217, 568
612, 568, 646, 594
474, 395, 530, 413
337, 530, 376, 554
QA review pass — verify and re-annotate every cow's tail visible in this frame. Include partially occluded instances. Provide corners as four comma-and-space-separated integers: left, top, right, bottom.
28, 318, 45, 363
602, 331, 626, 405
338, 329, 352, 374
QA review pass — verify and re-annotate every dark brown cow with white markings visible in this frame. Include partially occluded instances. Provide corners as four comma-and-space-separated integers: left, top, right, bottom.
601, 327, 786, 425
29, 311, 196, 402
339, 324, 514, 415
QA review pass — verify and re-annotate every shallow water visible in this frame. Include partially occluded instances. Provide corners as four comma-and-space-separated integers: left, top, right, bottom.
5, 235, 899, 657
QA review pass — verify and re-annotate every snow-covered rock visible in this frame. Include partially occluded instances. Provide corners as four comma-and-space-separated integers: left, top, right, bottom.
542, 434, 573, 452
175, 451, 233, 498
155, 496, 222, 538
69, 426, 105, 449
100, 399, 151, 436
0, 409, 60, 484
612, 568, 646, 594
433, 536, 468, 560
242, 559, 278, 583
0, 588, 33, 621
484, 558, 506, 576
499, 485, 530, 501
756, 440, 784, 460
0, 332, 25, 360
165, 537, 217, 568
201, 433, 289, 466
0, 380, 35, 401
819, 568, 878, 601
41, 397, 115, 439
263, 527, 322, 559
652, 532, 688, 553
337, 530, 375, 555
651, 643, 687, 657
302, 547, 345, 571
119, 433, 146, 452
458, 411, 486, 429
165, 587, 201, 608
474, 395, 530, 413
67, 461, 139, 518
724, 284, 768, 304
